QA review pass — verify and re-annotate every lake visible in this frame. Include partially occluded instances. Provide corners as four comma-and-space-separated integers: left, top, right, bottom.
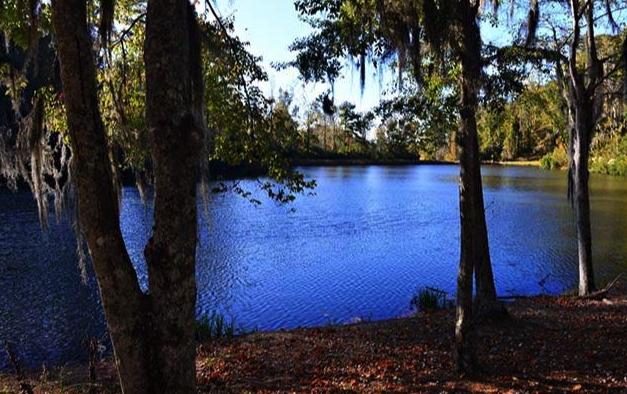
1, 164, 626, 370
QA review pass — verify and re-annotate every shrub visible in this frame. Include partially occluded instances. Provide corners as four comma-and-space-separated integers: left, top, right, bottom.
590, 134, 627, 176
195, 312, 236, 342
591, 156, 627, 176
410, 287, 446, 312
541, 135, 627, 176
539, 154, 552, 169
540, 146, 568, 170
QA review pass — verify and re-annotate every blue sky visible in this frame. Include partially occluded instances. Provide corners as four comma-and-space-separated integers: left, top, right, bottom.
212, 0, 396, 114
204, 1, 625, 118
205, 1, 553, 116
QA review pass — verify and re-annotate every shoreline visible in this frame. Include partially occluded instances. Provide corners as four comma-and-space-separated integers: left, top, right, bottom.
2, 279, 625, 393
485, 159, 541, 167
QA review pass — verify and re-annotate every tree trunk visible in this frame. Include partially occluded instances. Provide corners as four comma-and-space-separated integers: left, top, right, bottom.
455, 0, 482, 375
564, 0, 598, 296
459, 7, 500, 316
51, 0, 152, 391
306, 125, 311, 153
144, 0, 203, 391
53, 0, 203, 391
573, 105, 595, 296
455, 0, 506, 375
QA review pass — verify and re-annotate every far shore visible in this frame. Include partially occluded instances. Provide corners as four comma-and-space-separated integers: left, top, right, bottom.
487, 159, 541, 167
292, 158, 452, 167
292, 158, 541, 168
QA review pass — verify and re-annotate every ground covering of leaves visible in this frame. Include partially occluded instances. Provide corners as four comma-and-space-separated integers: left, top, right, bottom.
2, 282, 626, 393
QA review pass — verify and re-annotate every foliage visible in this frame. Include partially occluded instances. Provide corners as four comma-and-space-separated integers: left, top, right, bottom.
0, 0, 318, 205
375, 69, 458, 160
286, 0, 383, 85
0, 0, 52, 50
287, 0, 445, 89
478, 81, 566, 161
98, 1, 149, 174
338, 101, 373, 153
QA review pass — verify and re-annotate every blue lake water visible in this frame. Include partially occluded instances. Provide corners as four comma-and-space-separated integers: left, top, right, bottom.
1, 164, 626, 370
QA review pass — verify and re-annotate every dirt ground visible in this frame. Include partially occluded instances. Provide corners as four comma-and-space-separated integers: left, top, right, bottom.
2, 281, 626, 393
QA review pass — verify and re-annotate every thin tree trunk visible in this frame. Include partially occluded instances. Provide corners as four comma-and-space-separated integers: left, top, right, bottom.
306, 125, 311, 153
565, 0, 598, 296
455, 0, 482, 375
573, 107, 595, 296
458, 4, 500, 315
51, 0, 152, 391
144, 0, 203, 391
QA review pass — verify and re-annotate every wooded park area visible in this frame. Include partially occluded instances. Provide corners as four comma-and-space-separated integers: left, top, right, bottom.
0, 0, 626, 392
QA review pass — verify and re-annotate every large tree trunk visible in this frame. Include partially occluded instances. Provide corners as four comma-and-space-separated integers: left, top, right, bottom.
51, 0, 152, 391
144, 0, 203, 391
53, 0, 203, 391
455, 0, 506, 375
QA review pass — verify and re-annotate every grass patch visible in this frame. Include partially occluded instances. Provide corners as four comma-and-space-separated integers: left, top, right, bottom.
195, 312, 236, 342
410, 287, 447, 312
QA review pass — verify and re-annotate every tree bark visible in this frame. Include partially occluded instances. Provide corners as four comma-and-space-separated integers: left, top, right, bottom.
454, 0, 508, 375
459, 5, 501, 316
565, 0, 599, 296
455, 0, 484, 375
144, 0, 203, 391
572, 103, 595, 296
53, 0, 203, 391
51, 0, 152, 391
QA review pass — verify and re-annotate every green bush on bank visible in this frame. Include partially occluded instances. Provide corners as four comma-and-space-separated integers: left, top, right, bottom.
590, 134, 627, 176
591, 155, 627, 176
539, 134, 627, 176
540, 146, 568, 170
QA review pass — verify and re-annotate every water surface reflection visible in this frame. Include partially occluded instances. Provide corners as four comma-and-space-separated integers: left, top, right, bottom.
1, 165, 626, 369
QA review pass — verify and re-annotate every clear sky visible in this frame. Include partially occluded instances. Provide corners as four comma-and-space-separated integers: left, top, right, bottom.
206, 1, 626, 118
206, 1, 542, 116
212, 0, 395, 115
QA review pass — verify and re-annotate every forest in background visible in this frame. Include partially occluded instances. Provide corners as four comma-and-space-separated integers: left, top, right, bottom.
1, 4, 625, 184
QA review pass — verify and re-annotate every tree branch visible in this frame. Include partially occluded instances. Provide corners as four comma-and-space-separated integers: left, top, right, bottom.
111, 12, 146, 49
204, 0, 255, 132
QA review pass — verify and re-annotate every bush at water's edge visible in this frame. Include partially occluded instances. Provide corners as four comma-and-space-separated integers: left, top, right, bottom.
540, 146, 568, 170
540, 134, 627, 176
590, 134, 627, 177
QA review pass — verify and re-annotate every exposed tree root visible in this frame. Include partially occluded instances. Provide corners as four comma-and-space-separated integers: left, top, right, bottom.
578, 273, 624, 300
